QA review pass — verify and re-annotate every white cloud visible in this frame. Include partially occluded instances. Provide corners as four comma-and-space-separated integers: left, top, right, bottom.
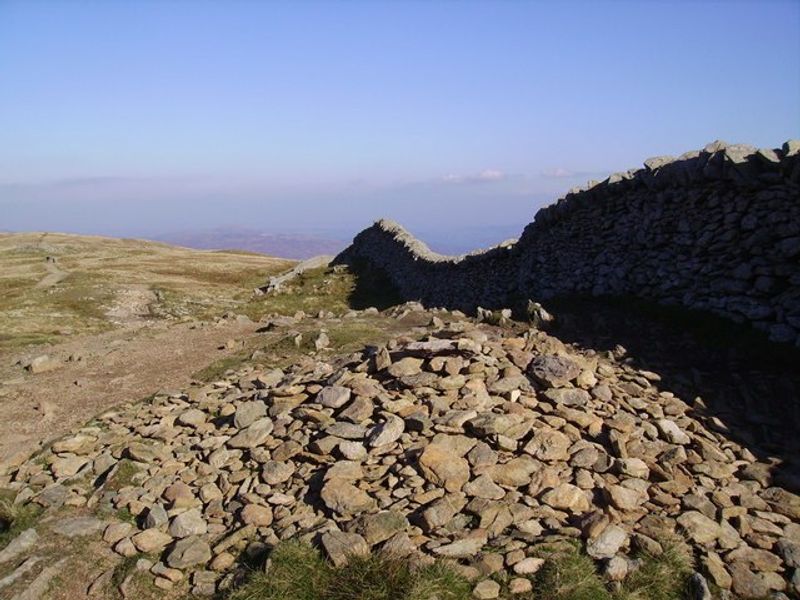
540, 167, 575, 178
440, 169, 506, 184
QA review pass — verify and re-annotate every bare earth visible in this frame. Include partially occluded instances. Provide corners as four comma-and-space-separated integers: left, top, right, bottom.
0, 231, 294, 468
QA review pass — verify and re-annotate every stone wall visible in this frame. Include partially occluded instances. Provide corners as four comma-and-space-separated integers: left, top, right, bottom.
335, 140, 800, 345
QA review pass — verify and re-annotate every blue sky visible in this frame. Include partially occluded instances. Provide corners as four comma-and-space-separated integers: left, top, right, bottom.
1, 0, 799, 250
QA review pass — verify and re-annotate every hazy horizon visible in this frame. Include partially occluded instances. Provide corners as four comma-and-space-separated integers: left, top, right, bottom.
2, 1, 799, 252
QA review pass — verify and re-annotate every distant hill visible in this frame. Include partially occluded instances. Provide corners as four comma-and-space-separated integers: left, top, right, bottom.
152, 227, 346, 259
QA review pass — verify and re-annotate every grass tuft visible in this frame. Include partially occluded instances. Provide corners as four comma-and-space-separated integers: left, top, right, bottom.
617, 534, 693, 600
0, 492, 43, 550
230, 540, 331, 600
227, 541, 471, 600
533, 543, 612, 600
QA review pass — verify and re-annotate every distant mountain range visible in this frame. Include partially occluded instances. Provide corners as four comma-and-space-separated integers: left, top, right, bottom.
152, 227, 347, 259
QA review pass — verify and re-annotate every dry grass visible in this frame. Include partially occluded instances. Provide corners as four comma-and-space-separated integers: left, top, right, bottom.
0, 232, 292, 349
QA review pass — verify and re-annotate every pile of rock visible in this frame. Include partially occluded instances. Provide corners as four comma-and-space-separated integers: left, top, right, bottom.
3, 312, 799, 598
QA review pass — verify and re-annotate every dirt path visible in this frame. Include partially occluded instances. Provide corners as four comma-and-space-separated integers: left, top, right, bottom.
104, 284, 158, 325
0, 319, 266, 468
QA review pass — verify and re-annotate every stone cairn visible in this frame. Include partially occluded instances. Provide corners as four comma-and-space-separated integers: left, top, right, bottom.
3, 306, 799, 598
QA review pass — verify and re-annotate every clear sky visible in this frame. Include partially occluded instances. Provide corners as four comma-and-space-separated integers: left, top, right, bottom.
1, 0, 799, 250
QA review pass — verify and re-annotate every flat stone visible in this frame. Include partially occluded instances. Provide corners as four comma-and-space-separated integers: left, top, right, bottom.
422, 493, 467, 531
656, 419, 690, 445
0, 556, 40, 592
607, 485, 645, 510
419, 443, 471, 492
464, 474, 505, 499
0, 528, 38, 564
339, 397, 374, 423
513, 557, 545, 575
541, 483, 590, 513
320, 478, 376, 515
338, 440, 367, 460
542, 388, 590, 407
51, 455, 89, 479
240, 504, 273, 527
472, 579, 500, 599
484, 457, 538, 487
168, 509, 207, 538
587, 525, 628, 559
177, 408, 206, 428
356, 511, 409, 546
368, 413, 404, 447
11, 558, 66, 600
677, 511, 721, 545
317, 386, 352, 409
50, 516, 105, 538
261, 460, 295, 485
615, 458, 649, 479
227, 418, 274, 449
166, 536, 212, 569
132, 529, 173, 553
527, 355, 581, 387
321, 530, 369, 567
524, 429, 571, 462
51, 434, 97, 455
233, 401, 266, 429
386, 357, 423, 377
433, 529, 488, 558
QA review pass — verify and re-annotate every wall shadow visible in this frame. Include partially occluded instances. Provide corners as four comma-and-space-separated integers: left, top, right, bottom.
545, 296, 800, 492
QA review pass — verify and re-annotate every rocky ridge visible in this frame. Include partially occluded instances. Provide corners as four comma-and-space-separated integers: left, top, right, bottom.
1, 304, 799, 599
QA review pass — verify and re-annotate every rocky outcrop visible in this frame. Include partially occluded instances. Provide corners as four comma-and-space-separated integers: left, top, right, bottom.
336, 140, 800, 345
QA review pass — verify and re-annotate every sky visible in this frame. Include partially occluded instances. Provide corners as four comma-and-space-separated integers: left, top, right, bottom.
1, 0, 799, 252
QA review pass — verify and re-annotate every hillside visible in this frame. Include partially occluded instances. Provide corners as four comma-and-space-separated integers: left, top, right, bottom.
1, 135, 800, 600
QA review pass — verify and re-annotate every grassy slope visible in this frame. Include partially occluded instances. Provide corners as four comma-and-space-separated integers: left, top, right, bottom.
0, 232, 293, 349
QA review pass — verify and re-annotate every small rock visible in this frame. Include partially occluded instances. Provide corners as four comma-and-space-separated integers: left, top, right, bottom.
472, 579, 501, 599
166, 536, 212, 569
132, 529, 173, 553
587, 525, 628, 559
321, 530, 369, 567
168, 509, 207, 538
240, 504, 273, 527
317, 386, 351, 409
513, 557, 545, 575
508, 578, 533, 595
227, 418, 274, 448
233, 401, 266, 429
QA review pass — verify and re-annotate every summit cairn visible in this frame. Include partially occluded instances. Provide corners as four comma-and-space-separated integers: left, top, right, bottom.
3, 305, 798, 598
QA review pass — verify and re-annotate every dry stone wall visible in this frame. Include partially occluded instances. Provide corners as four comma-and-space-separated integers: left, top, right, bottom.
335, 140, 800, 346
